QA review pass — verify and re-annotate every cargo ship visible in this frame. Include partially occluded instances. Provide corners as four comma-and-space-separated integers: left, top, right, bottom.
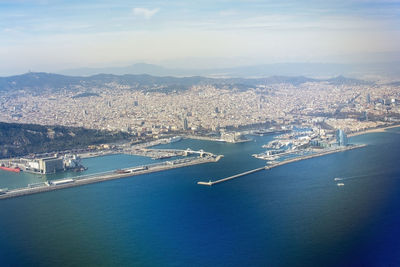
0, 166, 22, 173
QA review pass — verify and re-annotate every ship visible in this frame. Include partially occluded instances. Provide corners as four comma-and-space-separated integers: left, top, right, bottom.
0, 166, 22, 173
169, 136, 182, 143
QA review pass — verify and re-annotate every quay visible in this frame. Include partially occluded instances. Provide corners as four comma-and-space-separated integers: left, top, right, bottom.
197, 144, 366, 186
185, 135, 251, 144
265, 144, 366, 169
0, 155, 222, 200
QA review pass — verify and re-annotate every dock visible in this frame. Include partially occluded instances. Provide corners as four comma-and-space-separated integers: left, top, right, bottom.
197, 144, 366, 186
0, 155, 222, 200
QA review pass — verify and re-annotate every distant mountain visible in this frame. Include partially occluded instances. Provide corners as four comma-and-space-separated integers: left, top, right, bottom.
325, 75, 371, 85
0, 72, 82, 93
387, 81, 400, 86
61, 63, 176, 77
61, 62, 352, 78
0, 72, 372, 94
210, 63, 354, 78
60, 62, 400, 79
0, 72, 215, 93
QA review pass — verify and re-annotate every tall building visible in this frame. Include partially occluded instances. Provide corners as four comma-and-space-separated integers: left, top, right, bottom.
366, 93, 371, 104
183, 117, 188, 130
336, 129, 348, 146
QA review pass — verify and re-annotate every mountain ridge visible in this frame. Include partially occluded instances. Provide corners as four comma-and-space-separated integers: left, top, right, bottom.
58, 62, 400, 79
0, 72, 372, 94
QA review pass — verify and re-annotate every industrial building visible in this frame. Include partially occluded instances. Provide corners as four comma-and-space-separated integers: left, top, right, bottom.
38, 157, 64, 174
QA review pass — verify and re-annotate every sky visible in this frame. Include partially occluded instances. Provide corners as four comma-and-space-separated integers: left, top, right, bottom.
0, 0, 400, 75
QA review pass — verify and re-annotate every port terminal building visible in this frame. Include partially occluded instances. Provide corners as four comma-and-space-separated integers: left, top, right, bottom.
38, 157, 64, 174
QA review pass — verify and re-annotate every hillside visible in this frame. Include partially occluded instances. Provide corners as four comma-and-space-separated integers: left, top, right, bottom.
0, 122, 131, 158
0, 72, 372, 94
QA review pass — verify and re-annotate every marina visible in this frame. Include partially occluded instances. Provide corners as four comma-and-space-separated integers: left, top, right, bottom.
198, 144, 366, 186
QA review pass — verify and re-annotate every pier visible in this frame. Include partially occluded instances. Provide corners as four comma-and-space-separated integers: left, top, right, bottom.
0, 155, 222, 200
197, 166, 266, 186
121, 146, 215, 159
198, 144, 366, 186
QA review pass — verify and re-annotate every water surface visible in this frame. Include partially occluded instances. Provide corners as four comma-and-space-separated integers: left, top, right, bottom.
0, 130, 399, 266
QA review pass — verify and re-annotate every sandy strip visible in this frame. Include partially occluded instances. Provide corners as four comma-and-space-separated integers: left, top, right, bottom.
348, 124, 400, 137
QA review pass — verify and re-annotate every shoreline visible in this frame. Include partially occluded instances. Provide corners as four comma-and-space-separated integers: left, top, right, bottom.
0, 126, 393, 197
348, 124, 400, 137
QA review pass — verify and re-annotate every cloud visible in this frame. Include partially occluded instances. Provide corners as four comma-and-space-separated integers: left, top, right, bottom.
132, 7, 160, 19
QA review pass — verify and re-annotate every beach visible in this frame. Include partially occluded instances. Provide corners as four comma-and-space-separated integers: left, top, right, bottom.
348, 124, 400, 137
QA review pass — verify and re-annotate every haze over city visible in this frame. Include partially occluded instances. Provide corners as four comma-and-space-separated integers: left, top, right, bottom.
1, 0, 400, 75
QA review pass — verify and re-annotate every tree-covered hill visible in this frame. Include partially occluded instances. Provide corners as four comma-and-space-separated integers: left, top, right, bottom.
0, 122, 131, 158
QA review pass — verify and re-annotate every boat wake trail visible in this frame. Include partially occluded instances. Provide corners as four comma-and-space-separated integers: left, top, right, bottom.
334, 172, 385, 182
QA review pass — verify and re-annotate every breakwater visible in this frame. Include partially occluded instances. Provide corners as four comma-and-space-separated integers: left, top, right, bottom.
0, 156, 221, 200
197, 167, 266, 186
198, 144, 366, 186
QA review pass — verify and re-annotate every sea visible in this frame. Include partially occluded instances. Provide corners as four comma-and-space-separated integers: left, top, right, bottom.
0, 128, 399, 266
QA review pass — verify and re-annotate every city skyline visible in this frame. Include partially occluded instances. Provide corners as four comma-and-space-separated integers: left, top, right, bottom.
1, 0, 400, 75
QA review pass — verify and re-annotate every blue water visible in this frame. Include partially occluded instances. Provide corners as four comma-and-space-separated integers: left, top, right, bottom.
0, 130, 400, 266
0, 154, 160, 189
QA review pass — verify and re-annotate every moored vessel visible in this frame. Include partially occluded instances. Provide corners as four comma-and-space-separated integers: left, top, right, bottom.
169, 136, 182, 143
0, 166, 22, 173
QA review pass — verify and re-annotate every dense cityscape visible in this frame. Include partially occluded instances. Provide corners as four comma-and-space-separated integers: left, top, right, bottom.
1, 0, 400, 265
1, 72, 399, 196
1, 77, 399, 139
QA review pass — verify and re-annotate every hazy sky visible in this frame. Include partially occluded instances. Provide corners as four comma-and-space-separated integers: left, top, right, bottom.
1, 0, 399, 75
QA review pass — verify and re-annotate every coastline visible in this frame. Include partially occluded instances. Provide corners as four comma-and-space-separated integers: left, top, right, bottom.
348, 124, 400, 137
0, 124, 394, 198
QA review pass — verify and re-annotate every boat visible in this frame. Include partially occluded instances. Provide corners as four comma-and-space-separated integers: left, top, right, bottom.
169, 136, 182, 143
252, 154, 279, 160
0, 166, 22, 173
337, 183, 345, 186
334, 177, 343, 181
72, 166, 88, 172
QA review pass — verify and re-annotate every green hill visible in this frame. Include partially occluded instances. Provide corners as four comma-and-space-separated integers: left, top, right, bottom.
0, 122, 131, 158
